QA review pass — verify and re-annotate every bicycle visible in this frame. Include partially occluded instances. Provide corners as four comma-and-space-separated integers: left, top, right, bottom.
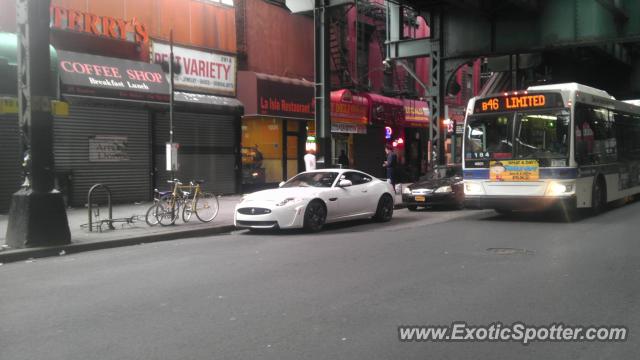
180, 180, 219, 223
145, 188, 173, 226
155, 179, 190, 226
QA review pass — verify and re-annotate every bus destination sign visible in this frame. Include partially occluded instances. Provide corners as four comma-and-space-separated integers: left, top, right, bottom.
474, 93, 564, 113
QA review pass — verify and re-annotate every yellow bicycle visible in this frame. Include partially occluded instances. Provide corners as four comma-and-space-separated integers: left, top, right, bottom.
156, 179, 219, 225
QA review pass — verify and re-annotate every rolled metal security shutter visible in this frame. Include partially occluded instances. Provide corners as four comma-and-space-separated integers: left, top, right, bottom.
54, 105, 151, 206
0, 114, 20, 212
154, 112, 236, 194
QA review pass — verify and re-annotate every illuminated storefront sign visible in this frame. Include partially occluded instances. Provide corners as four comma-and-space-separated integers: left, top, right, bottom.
151, 42, 236, 96
58, 50, 169, 102
331, 90, 368, 125
256, 76, 314, 119
50, 6, 149, 45
403, 99, 430, 127
475, 93, 564, 113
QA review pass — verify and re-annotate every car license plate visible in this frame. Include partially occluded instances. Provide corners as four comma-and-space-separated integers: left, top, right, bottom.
415, 196, 426, 202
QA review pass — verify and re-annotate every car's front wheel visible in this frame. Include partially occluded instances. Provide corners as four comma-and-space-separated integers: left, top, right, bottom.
303, 200, 327, 232
373, 194, 394, 222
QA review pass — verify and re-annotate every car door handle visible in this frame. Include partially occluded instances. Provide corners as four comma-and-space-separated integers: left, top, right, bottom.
361, 190, 367, 193
329, 197, 338, 201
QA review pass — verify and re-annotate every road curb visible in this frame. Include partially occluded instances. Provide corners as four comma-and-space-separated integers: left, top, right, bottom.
0, 225, 236, 264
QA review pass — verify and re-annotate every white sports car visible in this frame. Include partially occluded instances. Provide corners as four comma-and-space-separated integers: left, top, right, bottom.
234, 169, 395, 232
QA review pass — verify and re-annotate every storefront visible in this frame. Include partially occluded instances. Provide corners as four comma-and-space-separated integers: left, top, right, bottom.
354, 92, 405, 178
150, 41, 241, 195
403, 99, 431, 180
329, 90, 369, 168
55, 50, 170, 206
237, 71, 314, 191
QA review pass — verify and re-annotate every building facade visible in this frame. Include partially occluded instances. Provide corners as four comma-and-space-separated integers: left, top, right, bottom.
0, 0, 242, 211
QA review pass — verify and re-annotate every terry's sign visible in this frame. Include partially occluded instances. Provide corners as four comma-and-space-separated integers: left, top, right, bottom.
51, 6, 149, 45
58, 50, 169, 102
151, 42, 236, 95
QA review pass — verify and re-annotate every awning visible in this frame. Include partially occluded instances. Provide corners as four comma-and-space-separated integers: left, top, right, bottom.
57, 50, 170, 102
362, 92, 405, 126
402, 99, 430, 127
237, 71, 314, 120
330, 89, 368, 125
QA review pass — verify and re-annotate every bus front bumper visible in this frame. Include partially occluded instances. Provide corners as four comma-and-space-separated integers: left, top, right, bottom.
465, 195, 576, 211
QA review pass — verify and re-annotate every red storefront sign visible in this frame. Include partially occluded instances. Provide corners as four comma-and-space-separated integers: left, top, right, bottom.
330, 89, 369, 125
403, 99, 430, 128
50, 6, 149, 45
362, 93, 405, 126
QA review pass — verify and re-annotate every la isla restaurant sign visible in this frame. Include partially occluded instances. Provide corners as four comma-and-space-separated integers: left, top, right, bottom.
50, 6, 149, 45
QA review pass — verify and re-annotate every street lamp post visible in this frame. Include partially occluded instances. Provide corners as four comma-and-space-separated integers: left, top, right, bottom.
6, 0, 71, 248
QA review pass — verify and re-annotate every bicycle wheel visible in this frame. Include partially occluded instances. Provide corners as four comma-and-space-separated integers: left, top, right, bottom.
145, 203, 160, 226
157, 198, 179, 226
182, 201, 194, 223
195, 193, 219, 222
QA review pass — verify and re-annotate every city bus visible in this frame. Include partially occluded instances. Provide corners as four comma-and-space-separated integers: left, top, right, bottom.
462, 82, 640, 216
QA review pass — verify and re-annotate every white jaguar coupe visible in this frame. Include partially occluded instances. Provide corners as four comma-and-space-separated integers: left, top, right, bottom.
234, 169, 395, 232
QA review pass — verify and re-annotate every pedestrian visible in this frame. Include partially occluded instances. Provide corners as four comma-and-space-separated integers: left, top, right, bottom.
383, 145, 397, 186
304, 148, 316, 171
338, 150, 349, 169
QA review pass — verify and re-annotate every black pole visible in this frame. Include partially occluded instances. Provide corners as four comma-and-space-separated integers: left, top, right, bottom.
315, 0, 332, 168
6, 0, 70, 248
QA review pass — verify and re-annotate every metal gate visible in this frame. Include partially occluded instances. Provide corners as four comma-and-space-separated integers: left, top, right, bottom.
0, 114, 21, 213
153, 112, 237, 194
54, 105, 151, 207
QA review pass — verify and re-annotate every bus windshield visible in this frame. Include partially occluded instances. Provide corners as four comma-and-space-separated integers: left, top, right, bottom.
465, 109, 570, 166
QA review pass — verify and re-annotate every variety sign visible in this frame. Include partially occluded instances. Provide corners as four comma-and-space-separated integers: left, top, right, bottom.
58, 50, 169, 102
151, 42, 237, 95
51, 6, 148, 45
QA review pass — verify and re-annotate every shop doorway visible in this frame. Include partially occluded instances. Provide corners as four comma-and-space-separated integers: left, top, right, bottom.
332, 133, 352, 169
404, 128, 424, 182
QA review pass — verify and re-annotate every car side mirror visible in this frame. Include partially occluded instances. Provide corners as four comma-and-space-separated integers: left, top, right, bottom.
338, 179, 353, 187
278, 181, 285, 187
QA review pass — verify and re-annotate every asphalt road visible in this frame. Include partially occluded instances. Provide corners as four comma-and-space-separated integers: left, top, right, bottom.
1, 202, 639, 360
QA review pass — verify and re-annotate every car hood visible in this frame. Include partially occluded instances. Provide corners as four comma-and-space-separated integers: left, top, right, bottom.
242, 187, 324, 202
409, 178, 460, 190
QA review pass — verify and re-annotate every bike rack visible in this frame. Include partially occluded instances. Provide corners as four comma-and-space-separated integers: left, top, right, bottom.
87, 183, 115, 232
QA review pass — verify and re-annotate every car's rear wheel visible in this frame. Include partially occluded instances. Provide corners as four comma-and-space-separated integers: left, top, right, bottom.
407, 205, 418, 211
373, 194, 394, 222
303, 200, 326, 232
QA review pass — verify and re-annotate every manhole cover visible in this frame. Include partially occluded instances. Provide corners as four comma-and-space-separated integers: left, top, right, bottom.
486, 248, 535, 256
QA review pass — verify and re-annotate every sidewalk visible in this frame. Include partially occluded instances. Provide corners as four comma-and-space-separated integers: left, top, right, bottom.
0, 195, 242, 264
0, 190, 407, 264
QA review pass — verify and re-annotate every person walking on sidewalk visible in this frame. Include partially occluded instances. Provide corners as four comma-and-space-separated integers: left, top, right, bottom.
383, 145, 398, 189
304, 148, 316, 171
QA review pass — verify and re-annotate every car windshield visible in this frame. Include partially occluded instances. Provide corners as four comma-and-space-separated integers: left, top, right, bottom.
465, 109, 570, 165
281, 172, 338, 188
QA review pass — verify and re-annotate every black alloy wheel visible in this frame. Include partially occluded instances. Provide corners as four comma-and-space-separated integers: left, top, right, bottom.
374, 194, 394, 222
304, 200, 327, 232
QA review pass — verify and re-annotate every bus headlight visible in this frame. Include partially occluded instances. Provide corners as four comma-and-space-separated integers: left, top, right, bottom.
464, 182, 484, 195
546, 181, 574, 196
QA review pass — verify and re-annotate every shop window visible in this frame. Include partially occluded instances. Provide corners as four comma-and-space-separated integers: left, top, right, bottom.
241, 118, 282, 184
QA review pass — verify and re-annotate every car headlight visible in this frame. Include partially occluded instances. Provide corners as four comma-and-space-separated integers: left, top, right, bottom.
275, 197, 302, 206
403, 186, 412, 195
435, 185, 453, 193
464, 182, 484, 195
546, 181, 574, 196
